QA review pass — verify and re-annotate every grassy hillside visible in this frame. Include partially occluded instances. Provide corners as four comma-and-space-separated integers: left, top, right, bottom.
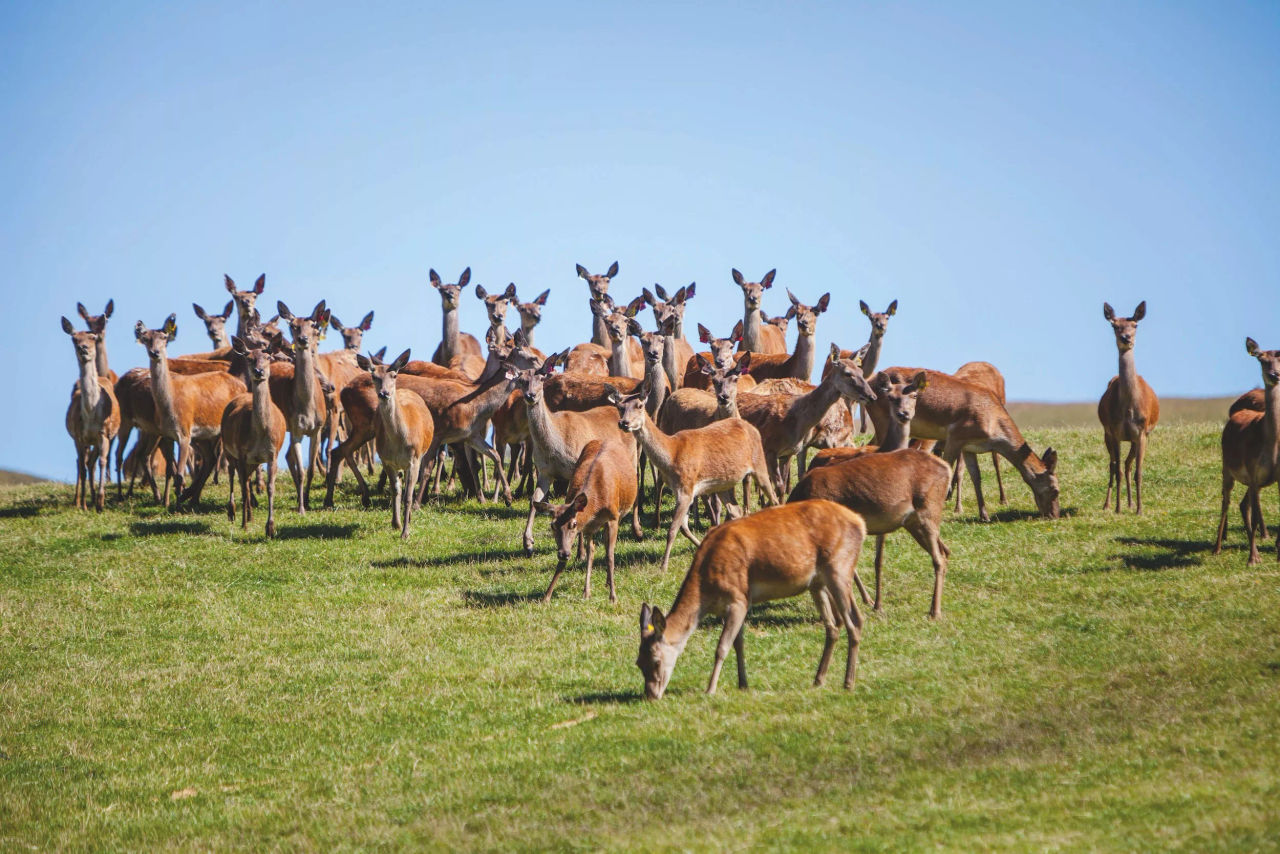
1006, 396, 1239, 429
2, 423, 1279, 850
0, 469, 46, 487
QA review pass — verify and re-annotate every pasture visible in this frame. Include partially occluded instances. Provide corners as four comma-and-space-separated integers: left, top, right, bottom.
3, 420, 1279, 850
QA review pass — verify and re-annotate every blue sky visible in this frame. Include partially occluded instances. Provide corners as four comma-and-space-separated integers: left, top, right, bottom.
4, 1, 1279, 480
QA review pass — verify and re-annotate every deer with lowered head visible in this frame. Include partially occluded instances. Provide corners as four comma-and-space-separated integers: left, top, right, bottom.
791, 370, 955, 619
537, 437, 640, 603
611, 373, 777, 573
732, 268, 786, 354
193, 301, 234, 350
637, 499, 869, 699
1214, 338, 1280, 565
355, 349, 436, 539
62, 317, 120, 511
1098, 301, 1160, 514
949, 361, 1008, 510
221, 337, 287, 536
642, 283, 696, 390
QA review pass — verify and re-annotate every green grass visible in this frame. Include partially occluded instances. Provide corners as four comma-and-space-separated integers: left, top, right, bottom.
3, 423, 1280, 851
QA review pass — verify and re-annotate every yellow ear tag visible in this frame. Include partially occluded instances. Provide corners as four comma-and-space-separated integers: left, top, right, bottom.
645, 624, 654, 632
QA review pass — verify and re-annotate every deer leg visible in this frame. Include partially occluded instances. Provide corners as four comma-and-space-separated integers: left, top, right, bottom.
679, 497, 704, 549
73, 442, 85, 510
114, 422, 131, 499
1134, 432, 1148, 515
300, 431, 322, 513
1243, 488, 1261, 565
471, 440, 513, 506
543, 557, 568, 604
951, 456, 964, 512
992, 452, 1007, 503
415, 441, 444, 508
226, 457, 237, 522
390, 468, 402, 531
401, 457, 420, 540
1123, 440, 1137, 511
524, 477, 549, 556
733, 622, 748, 690
873, 534, 886, 612
662, 492, 695, 573
582, 534, 596, 600
828, 571, 865, 689
707, 600, 748, 695
284, 440, 304, 513
264, 459, 278, 537
239, 461, 253, 528
964, 453, 989, 522
851, 567, 872, 607
631, 494, 643, 540
605, 519, 619, 603
1103, 433, 1120, 510
157, 438, 176, 508
1214, 471, 1234, 554
810, 586, 839, 687
172, 439, 193, 511
906, 511, 948, 620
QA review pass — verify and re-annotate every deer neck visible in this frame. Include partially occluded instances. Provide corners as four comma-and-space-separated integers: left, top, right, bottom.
634, 412, 678, 474
235, 309, 252, 341
662, 572, 704, 654
862, 332, 884, 375
785, 378, 844, 437
608, 336, 634, 378
520, 318, 537, 348
292, 345, 320, 416
525, 393, 575, 464
1116, 347, 1140, 406
251, 375, 273, 429
644, 363, 668, 418
715, 395, 740, 420
467, 378, 518, 422
660, 331, 682, 389
879, 417, 912, 452
148, 356, 179, 429
439, 308, 460, 364
1265, 382, 1280, 454
591, 301, 609, 347
77, 356, 102, 416
790, 332, 816, 380
742, 307, 764, 352
377, 389, 406, 437
94, 337, 111, 379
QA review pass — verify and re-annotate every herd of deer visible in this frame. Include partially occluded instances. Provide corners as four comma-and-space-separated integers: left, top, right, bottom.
58, 267, 1279, 699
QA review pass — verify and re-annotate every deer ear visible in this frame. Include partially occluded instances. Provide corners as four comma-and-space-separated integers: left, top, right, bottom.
162, 314, 178, 341
429, 268, 442, 287
829, 342, 841, 361
913, 371, 928, 391
625, 296, 645, 318
1246, 337, 1260, 356
695, 353, 714, 375
1132, 301, 1146, 321
860, 300, 871, 317
503, 283, 518, 300
458, 268, 471, 288
222, 300, 234, 318
697, 323, 712, 344
1042, 447, 1058, 474
572, 492, 589, 513
642, 287, 657, 306
329, 315, 344, 331
761, 269, 776, 288
575, 263, 588, 279
534, 289, 549, 306
886, 299, 898, 316
640, 603, 653, 635
533, 500, 555, 514
356, 353, 372, 371
731, 268, 745, 286
224, 274, 236, 294
252, 274, 265, 294
104, 299, 114, 317
360, 311, 374, 330
684, 282, 696, 301
627, 318, 644, 337
276, 301, 294, 321
135, 321, 146, 340
475, 283, 487, 299
785, 306, 797, 321
815, 293, 831, 314
735, 352, 752, 375
389, 349, 411, 371
312, 300, 327, 322
61, 316, 75, 335
787, 288, 800, 307
606, 261, 619, 278
231, 336, 248, 355
732, 319, 744, 340
851, 343, 870, 368
1103, 302, 1116, 321
653, 283, 668, 301
605, 383, 622, 405
193, 303, 207, 320
650, 607, 666, 636
373, 346, 387, 361
77, 302, 91, 322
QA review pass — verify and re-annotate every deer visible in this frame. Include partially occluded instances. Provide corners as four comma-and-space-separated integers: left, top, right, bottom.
514, 288, 550, 354
430, 267, 483, 368
193, 301, 234, 350
636, 499, 868, 699
681, 323, 750, 391
731, 268, 786, 354
221, 337, 287, 536
316, 310, 373, 458
761, 310, 790, 343
1227, 388, 1271, 539
1214, 338, 1280, 565
867, 366, 1061, 521
327, 310, 373, 353
75, 300, 118, 386
594, 296, 648, 379
224, 274, 266, 340
267, 301, 332, 513
1098, 302, 1160, 514
807, 370, 926, 470
642, 283, 696, 389
475, 282, 518, 347
354, 349, 436, 539
536, 438, 639, 603
132, 315, 246, 508
948, 361, 1008, 510
733, 289, 829, 382
856, 299, 897, 432
611, 377, 777, 573
512, 353, 639, 556
62, 317, 120, 511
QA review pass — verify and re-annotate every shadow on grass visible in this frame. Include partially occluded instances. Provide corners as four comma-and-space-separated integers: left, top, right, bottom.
566, 690, 643, 705
0, 494, 64, 518
273, 522, 358, 540
129, 519, 211, 536
970, 505, 1080, 523
1085, 536, 1215, 572
461, 589, 543, 608
373, 548, 532, 569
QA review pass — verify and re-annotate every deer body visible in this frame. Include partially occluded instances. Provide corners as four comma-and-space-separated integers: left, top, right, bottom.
1214, 339, 1280, 564
1097, 302, 1159, 514
539, 438, 640, 603
63, 319, 120, 511
272, 302, 331, 513
221, 340, 287, 536
637, 500, 868, 699
360, 351, 436, 539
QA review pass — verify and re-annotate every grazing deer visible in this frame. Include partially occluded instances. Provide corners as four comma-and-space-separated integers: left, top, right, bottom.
514, 288, 550, 351
76, 300, 118, 385
430, 267, 483, 367
512, 353, 638, 556
133, 315, 246, 508
732, 268, 786, 354
1214, 338, 1280, 565
856, 299, 897, 432
271, 301, 331, 512
637, 500, 868, 699
224, 274, 266, 340
642, 283, 696, 389
193, 301, 234, 349
475, 282, 518, 347
354, 349, 436, 539
949, 361, 1008, 509
1098, 302, 1160, 514
221, 338, 287, 536
62, 317, 120, 511
611, 379, 777, 573
537, 438, 640, 603
734, 289, 829, 381
868, 367, 1061, 520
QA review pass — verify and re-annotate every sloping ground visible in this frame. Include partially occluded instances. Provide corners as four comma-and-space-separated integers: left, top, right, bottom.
1008, 396, 1238, 429
0, 469, 46, 487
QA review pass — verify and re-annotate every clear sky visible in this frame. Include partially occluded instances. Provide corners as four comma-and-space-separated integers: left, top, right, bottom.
4, 1, 1279, 481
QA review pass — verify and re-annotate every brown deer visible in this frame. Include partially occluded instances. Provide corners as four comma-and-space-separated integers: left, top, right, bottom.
272, 301, 331, 512
430, 268, 483, 367
224, 274, 265, 340
133, 315, 246, 508
512, 353, 638, 556
637, 500, 868, 699
868, 367, 1060, 520
807, 370, 926, 470
193, 301, 234, 349
1098, 301, 1160, 514
537, 438, 640, 603
761, 310, 790, 342
62, 317, 120, 511
611, 379, 777, 572
514, 288, 550, 353
732, 268, 786, 354
594, 296, 647, 379
475, 282, 518, 347
856, 299, 897, 431
1228, 387, 1270, 539
1214, 338, 1280, 565
76, 300, 118, 385
734, 289, 829, 381
949, 361, 1008, 509
327, 310, 373, 352
642, 283, 696, 389
355, 349, 437, 539
681, 323, 747, 390
221, 338, 287, 536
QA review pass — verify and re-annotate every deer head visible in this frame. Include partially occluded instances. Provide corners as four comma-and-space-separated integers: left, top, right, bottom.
859, 299, 898, 339
1246, 337, 1280, 388
786, 289, 831, 338
576, 262, 619, 303
276, 300, 327, 355
639, 329, 665, 370
824, 344, 877, 405
61, 316, 98, 367
1030, 448, 1061, 519
476, 282, 518, 330
637, 603, 676, 700
644, 283, 696, 335
731, 268, 776, 311
329, 310, 373, 351
516, 289, 550, 331
699, 352, 751, 412
135, 314, 179, 363
697, 323, 741, 372
429, 267, 471, 311
231, 336, 274, 386
874, 370, 927, 427
1102, 301, 1146, 352
76, 299, 114, 337
509, 350, 564, 405
533, 492, 590, 562
357, 348, 411, 401
225, 275, 265, 324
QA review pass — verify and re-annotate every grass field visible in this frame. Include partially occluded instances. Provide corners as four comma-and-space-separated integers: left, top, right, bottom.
3, 422, 1280, 850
